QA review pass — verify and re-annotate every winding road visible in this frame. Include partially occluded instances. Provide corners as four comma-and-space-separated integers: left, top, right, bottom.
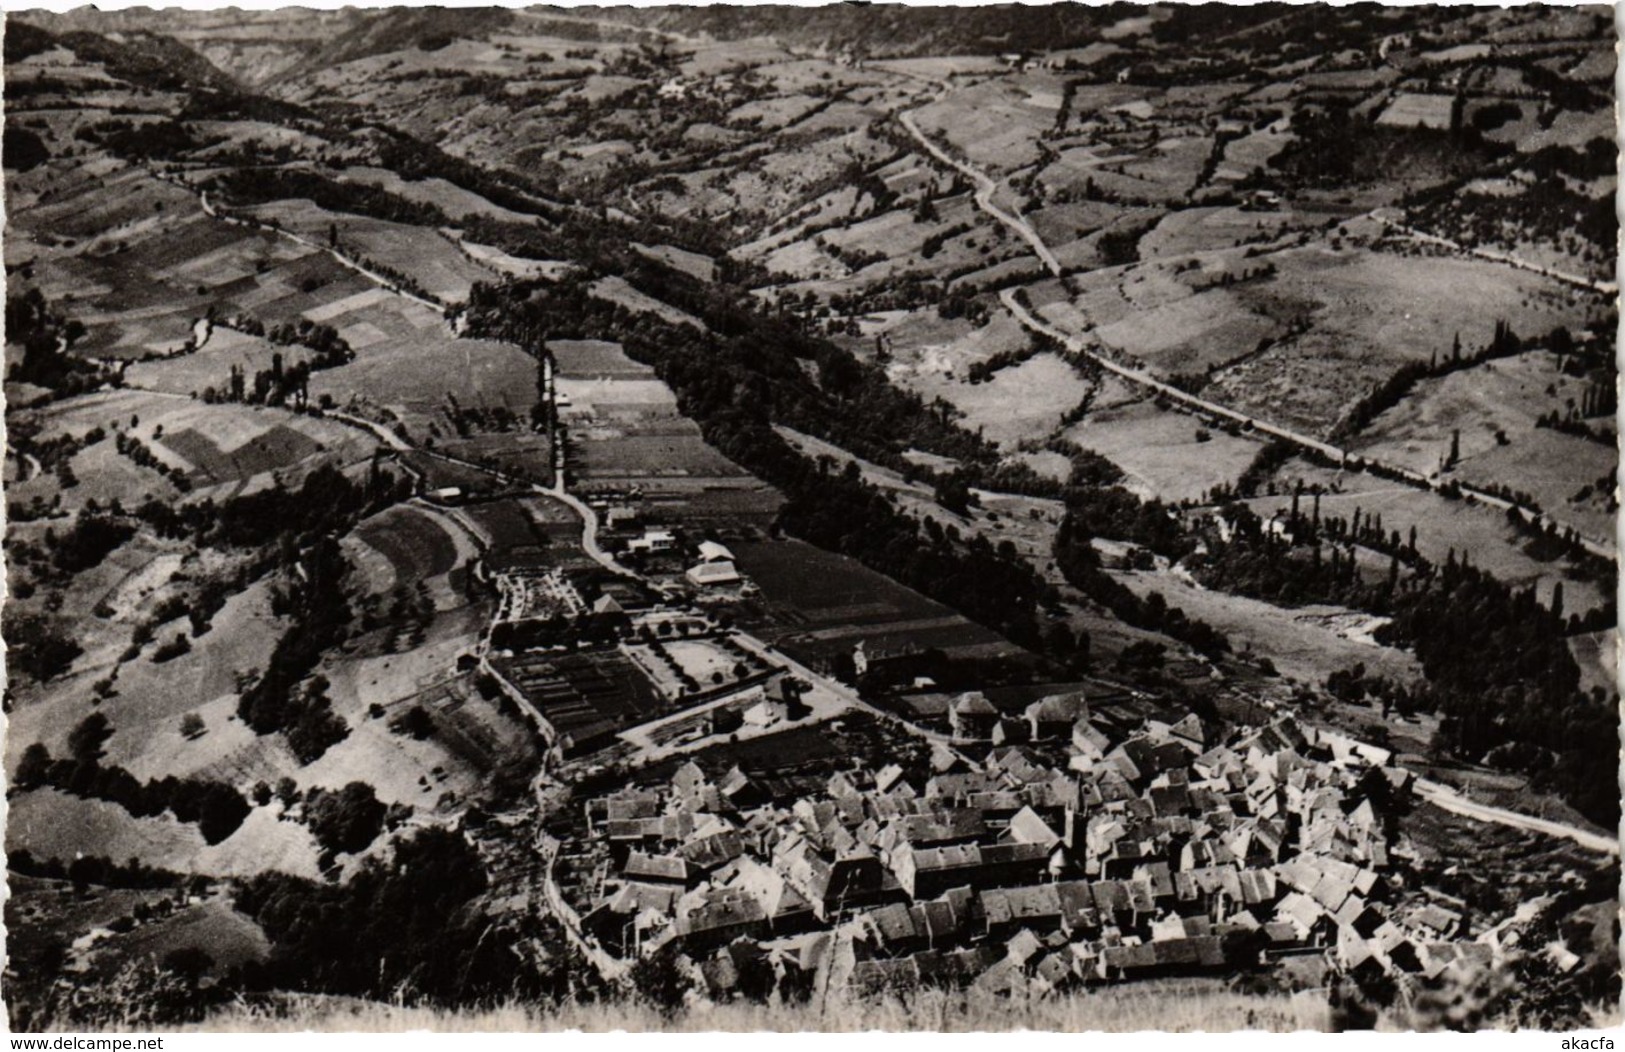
898, 108, 1063, 279
1374, 212, 1618, 297
196, 185, 450, 317
896, 93, 1618, 858
892, 102, 1613, 560
1413, 777, 1618, 856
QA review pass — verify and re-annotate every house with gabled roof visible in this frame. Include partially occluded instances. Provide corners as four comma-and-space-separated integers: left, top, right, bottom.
671, 886, 770, 952
1071, 717, 1113, 764
1026, 691, 1089, 740
624, 850, 695, 887
949, 692, 1000, 741
1005, 805, 1062, 850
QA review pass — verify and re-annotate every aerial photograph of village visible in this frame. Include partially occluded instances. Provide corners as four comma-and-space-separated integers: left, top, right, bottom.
1, 1, 1618, 1034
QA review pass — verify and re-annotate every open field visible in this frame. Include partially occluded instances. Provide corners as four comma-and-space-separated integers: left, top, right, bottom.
910, 352, 1092, 451
1107, 565, 1422, 688
1245, 458, 1610, 614
171, 978, 1339, 1033
309, 333, 538, 442
5, 577, 290, 784
91, 897, 270, 979
1039, 242, 1598, 439
348, 502, 474, 605
1066, 398, 1264, 504
1350, 350, 1615, 538
5, 5, 1617, 1031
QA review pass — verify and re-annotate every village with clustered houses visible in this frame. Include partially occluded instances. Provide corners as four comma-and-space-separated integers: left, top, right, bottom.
3, 1, 1618, 1033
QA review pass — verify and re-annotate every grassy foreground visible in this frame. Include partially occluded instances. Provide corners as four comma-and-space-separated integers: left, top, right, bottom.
179, 983, 1334, 1033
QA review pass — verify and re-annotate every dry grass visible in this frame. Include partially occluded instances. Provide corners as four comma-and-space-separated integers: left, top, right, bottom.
179, 982, 1332, 1033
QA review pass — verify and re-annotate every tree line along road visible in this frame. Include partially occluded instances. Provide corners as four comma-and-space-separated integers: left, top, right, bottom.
891, 102, 1612, 560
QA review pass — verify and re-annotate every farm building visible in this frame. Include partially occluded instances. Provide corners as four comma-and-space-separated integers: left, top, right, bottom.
697, 539, 736, 563
628, 528, 676, 554
687, 560, 742, 587
949, 692, 1000, 741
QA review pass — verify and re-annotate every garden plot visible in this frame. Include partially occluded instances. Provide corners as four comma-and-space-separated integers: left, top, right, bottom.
624, 638, 756, 702
1065, 399, 1264, 504
731, 538, 1020, 666
555, 377, 678, 412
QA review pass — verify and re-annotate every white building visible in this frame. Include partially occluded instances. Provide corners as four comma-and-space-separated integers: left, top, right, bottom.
686, 560, 741, 587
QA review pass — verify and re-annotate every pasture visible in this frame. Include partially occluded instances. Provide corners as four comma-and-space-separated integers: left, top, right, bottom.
1198, 244, 1591, 437
93, 897, 270, 979
910, 352, 1094, 451
1245, 458, 1610, 614
1105, 566, 1422, 687
124, 326, 311, 399
8, 790, 207, 873
1065, 398, 1264, 504
349, 503, 472, 603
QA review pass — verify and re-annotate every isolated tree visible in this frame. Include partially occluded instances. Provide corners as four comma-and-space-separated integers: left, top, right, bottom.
179, 713, 206, 739
16, 742, 52, 790
68, 712, 114, 762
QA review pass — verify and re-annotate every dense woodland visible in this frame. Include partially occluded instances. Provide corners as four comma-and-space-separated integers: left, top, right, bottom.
233, 826, 591, 1006
1192, 500, 1618, 825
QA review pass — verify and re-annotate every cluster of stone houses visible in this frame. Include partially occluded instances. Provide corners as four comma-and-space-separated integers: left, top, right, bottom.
573, 701, 1499, 1000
